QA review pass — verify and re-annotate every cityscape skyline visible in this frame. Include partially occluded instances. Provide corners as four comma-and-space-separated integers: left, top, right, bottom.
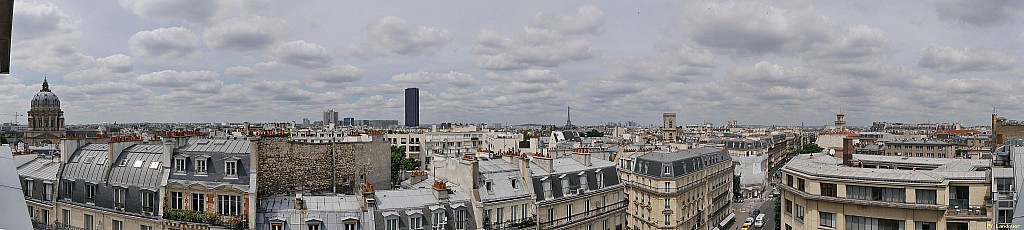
0, 0, 1021, 126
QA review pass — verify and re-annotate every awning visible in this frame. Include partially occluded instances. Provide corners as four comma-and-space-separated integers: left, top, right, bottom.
720, 212, 735, 227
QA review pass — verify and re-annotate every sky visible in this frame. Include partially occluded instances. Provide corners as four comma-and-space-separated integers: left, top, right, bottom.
0, 0, 1022, 127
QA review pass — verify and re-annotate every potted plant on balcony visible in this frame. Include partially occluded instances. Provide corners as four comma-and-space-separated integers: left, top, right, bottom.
205, 212, 220, 225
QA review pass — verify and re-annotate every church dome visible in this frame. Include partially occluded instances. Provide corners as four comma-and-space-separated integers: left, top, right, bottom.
31, 78, 59, 106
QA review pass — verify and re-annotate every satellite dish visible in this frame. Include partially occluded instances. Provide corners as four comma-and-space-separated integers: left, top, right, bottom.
828, 149, 836, 156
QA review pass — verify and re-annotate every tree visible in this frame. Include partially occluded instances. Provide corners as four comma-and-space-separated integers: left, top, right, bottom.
774, 196, 781, 230
0, 135, 7, 144
799, 143, 824, 154
585, 129, 604, 137
733, 174, 742, 199
391, 145, 421, 187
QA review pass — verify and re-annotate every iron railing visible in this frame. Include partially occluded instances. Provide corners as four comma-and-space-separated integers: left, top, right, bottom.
538, 200, 627, 230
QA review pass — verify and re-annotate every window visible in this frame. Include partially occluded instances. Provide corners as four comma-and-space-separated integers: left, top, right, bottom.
40, 210, 48, 224
113, 187, 126, 210
796, 205, 805, 220
433, 211, 446, 228
385, 218, 399, 230
846, 185, 905, 202
585, 200, 591, 216
196, 158, 207, 174
24, 180, 33, 197
61, 180, 73, 198
171, 192, 183, 209
521, 204, 527, 220
561, 177, 571, 196
797, 178, 805, 191
84, 214, 94, 230
511, 205, 518, 222
307, 222, 321, 230
547, 208, 555, 223
511, 178, 519, 189
596, 172, 604, 188
664, 198, 670, 209
915, 221, 936, 230
217, 195, 241, 216
142, 191, 155, 214
820, 183, 838, 197
344, 222, 358, 230
62, 209, 70, 224
455, 209, 467, 230
174, 158, 186, 172
410, 216, 423, 229
543, 180, 553, 199
566, 203, 573, 222
820, 212, 836, 228
112, 220, 123, 230
85, 183, 97, 202
786, 175, 793, 186
496, 207, 504, 223
271, 223, 284, 230
580, 174, 588, 190
225, 161, 238, 177
43, 183, 53, 201
845, 215, 904, 230
915, 189, 937, 204
485, 181, 493, 192
664, 213, 671, 225
784, 199, 792, 214
192, 193, 206, 212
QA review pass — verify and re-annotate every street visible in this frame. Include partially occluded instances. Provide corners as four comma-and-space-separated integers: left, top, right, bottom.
732, 188, 778, 230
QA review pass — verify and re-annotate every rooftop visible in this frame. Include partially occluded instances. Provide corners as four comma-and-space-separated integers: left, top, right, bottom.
637, 147, 720, 163
374, 185, 471, 211
782, 154, 988, 184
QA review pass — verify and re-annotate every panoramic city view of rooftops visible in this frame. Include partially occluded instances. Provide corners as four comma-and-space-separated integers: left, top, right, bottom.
1, 1, 1023, 230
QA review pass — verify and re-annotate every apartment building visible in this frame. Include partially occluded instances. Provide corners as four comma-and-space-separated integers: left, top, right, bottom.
531, 150, 625, 230
882, 139, 955, 158
619, 147, 734, 230
779, 139, 991, 230
163, 137, 257, 230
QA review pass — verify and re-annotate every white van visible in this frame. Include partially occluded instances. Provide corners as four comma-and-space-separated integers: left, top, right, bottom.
753, 214, 766, 228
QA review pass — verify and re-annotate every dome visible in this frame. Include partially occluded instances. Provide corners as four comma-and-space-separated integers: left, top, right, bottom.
31, 78, 59, 106
32, 91, 59, 106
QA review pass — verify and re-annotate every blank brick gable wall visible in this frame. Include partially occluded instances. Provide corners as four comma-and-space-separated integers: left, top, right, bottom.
255, 135, 391, 197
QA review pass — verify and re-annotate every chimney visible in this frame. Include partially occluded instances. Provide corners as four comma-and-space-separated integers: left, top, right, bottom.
161, 137, 176, 169
432, 180, 449, 202
361, 181, 376, 208
570, 149, 592, 167
108, 136, 140, 166
294, 193, 305, 210
534, 149, 554, 173
408, 171, 428, 185
842, 137, 854, 166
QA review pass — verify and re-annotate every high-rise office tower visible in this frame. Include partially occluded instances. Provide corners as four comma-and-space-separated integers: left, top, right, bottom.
405, 88, 419, 127
323, 110, 338, 126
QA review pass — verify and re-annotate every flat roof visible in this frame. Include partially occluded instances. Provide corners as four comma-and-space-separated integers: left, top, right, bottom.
782, 154, 988, 184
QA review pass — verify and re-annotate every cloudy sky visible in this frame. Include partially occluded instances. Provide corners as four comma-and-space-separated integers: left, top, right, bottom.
1, 0, 1022, 126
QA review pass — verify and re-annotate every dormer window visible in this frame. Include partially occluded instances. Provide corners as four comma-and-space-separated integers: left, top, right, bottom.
113, 187, 125, 210
195, 157, 208, 175
225, 160, 238, 178
511, 178, 519, 190
174, 158, 186, 173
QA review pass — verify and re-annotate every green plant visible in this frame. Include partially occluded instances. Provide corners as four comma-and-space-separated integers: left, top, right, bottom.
774, 196, 781, 230
391, 145, 422, 187
799, 143, 824, 154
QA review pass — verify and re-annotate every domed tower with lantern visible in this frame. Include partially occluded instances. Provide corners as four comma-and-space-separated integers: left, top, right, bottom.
24, 77, 65, 146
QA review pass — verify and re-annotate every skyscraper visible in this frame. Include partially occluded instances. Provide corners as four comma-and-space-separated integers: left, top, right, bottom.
323, 110, 338, 126
405, 88, 419, 127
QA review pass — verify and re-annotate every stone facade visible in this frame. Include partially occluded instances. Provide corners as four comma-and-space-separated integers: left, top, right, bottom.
255, 136, 390, 197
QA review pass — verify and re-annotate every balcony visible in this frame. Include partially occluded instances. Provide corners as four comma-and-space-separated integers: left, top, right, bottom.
945, 205, 988, 220
539, 200, 627, 230
486, 217, 537, 230
777, 183, 945, 211
33, 220, 89, 230
163, 209, 249, 230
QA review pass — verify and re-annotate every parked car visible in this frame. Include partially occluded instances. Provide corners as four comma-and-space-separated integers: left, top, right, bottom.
754, 214, 766, 228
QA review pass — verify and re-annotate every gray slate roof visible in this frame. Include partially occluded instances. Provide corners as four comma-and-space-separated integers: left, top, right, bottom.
17, 158, 60, 181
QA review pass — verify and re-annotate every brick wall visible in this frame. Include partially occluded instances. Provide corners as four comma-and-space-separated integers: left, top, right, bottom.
256, 135, 391, 197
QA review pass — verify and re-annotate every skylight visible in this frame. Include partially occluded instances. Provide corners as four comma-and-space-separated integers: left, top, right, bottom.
133, 160, 144, 168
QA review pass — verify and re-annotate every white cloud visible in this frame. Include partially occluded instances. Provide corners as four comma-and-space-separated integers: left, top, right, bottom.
269, 40, 333, 68
306, 65, 365, 88
934, 0, 1024, 27
11, 2, 92, 73
531, 5, 606, 35
366, 16, 454, 56
128, 27, 200, 62
136, 70, 218, 88
118, 0, 222, 25
918, 44, 1017, 73
473, 28, 596, 70
390, 71, 477, 88
203, 15, 290, 51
